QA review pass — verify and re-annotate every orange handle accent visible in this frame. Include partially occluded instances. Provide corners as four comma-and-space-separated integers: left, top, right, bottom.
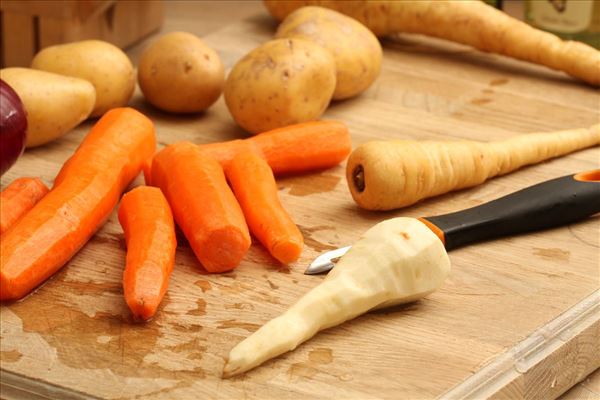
574, 169, 600, 182
418, 217, 446, 245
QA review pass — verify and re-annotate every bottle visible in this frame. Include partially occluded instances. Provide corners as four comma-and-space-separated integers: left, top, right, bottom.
525, 0, 600, 48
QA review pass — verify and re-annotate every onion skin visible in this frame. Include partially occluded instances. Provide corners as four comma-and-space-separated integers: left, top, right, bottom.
0, 79, 27, 176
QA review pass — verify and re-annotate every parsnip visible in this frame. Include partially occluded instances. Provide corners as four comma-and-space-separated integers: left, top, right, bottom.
347, 125, 600, 210
264, 0, 600, 86
223, 217, 450, 377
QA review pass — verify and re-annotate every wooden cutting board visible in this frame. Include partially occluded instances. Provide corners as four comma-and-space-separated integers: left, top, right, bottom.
1, 9, 599, 400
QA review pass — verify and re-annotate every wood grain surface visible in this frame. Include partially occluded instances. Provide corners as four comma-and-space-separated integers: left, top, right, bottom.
560, 368, 600, 400
1, 2, 599, 399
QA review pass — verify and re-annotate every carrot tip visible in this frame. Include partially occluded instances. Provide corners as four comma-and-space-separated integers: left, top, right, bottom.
198, 228, 251, 273
271, 240, 303, 265
127, 296, 160, 321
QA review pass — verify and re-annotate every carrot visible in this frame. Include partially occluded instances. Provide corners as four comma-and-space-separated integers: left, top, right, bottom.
347, 124, 600, 210
53, 108, 155, 188
264, 1, 600, 86
118, 186, 176, 321
227, 150, 303, 265
0, 177, 49, 236
198, 120, 351, 175
152, 142, 250, 273
0, 108, 155, 301
142, 158, 153, 186
57, 150, 154, 188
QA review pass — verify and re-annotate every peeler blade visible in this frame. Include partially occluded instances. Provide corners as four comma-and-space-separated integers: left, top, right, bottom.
304, 246, 351, 275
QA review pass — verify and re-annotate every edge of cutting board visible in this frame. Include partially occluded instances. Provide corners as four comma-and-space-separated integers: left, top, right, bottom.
440, 289, 600, 400
0, 369, 98, 400
2, 291, 598, 400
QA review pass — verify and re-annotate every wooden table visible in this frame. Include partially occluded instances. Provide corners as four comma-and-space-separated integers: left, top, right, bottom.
1, 2, 599, 399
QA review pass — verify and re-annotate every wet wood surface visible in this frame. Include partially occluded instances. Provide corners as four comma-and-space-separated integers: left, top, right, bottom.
1, 2, 599, 399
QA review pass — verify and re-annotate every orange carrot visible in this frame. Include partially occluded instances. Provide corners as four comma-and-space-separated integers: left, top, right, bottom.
118, 186, 176, 321
198, 120, 351, 175
152, 142, 250, 273
0, 108, 155, 301
52, 108, 155, 188
227, 150, 303, 265
0, 177, 49, 236
142, 158, 153, 186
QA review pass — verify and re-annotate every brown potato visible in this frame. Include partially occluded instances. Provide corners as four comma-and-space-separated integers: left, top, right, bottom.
0, 68, 95, 147
31, 40, 134, 117
275, 6, 382, 100
224, 38, 336, 134
138, 32, 225, 113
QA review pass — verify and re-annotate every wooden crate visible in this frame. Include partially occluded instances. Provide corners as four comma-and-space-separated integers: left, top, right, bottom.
0, 0, 164, 67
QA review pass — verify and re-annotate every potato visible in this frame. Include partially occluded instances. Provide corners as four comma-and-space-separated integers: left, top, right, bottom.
275, 6, 382, 100
138, 32, 225, 113
224, 38, 336, 134
0, 68, 95, 147
31, 40, 134, 117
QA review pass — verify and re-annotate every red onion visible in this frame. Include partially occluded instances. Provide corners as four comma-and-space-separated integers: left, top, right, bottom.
0, 79, 27, 176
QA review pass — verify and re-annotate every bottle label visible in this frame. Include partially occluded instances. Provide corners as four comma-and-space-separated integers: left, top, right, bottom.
529, 0, 593, 33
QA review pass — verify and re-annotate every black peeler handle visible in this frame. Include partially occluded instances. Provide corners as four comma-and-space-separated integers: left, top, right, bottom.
422, 170, 600, 251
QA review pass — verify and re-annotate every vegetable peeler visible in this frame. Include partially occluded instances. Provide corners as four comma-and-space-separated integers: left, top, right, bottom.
305, 170, 600, 274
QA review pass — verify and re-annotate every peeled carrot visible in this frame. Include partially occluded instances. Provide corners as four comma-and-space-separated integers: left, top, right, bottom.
227, 150, 303, 265
198, 120, 351, 174
118, 186, 176, 321
142, 158, 153, 186
264, 1, 600, 86
347, 124, 600, 210
0, 177, 49, 236
152, 142, 250, 273
0, 108, 155, 301
53, 108, 155, 188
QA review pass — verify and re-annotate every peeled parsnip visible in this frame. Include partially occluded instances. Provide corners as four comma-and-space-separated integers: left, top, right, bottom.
264, 1, 600, 86
347, 125, 600, 210
223, 217, 451, 377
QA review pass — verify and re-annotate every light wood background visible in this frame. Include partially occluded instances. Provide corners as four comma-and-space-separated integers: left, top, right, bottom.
1, 1, 599, 399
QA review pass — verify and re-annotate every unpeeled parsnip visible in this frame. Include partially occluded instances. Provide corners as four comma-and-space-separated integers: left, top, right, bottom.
223, 217, 451, 377
264, 0, 600, 86
347, 124, 600, 210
